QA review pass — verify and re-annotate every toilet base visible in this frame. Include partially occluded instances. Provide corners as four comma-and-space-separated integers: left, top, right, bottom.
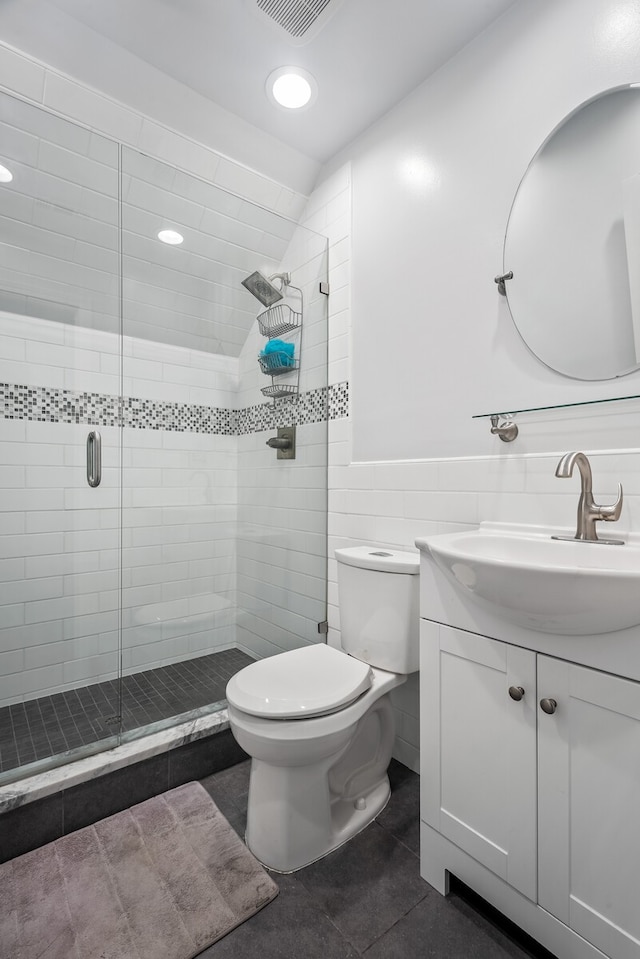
246, 770, 391, 874
229, 671, 406, 873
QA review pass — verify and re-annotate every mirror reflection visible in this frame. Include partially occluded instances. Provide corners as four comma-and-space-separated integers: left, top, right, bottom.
504, 86, 640, 380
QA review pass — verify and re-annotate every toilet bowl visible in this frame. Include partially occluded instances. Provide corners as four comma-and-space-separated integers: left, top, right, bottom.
226, 546, 419, 873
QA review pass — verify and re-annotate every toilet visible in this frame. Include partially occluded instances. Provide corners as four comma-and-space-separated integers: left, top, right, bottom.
225, 546, 419, 872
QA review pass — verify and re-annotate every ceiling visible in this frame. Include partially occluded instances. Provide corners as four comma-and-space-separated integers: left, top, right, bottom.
5, 0, 519, 165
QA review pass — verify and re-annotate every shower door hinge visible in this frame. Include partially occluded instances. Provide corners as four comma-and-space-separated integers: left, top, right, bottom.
319, 281, 330, 296
317, 620, 329, 634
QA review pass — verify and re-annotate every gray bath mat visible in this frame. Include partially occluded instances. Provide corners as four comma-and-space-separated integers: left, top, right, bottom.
0, 781, 278, 959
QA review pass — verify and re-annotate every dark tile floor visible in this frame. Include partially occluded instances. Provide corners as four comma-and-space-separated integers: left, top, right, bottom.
0, 648, 254, 774
199, 759, 556, 959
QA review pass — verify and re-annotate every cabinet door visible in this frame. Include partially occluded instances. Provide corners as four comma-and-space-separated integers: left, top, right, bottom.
421, 622, 537, 900
538, 656, 640, 959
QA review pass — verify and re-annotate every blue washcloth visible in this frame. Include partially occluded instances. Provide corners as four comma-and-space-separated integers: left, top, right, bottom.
263, 339, 294, 357
260, 339, 294, 367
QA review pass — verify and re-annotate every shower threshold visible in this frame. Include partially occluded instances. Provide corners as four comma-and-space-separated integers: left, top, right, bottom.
0, 648, 254, 781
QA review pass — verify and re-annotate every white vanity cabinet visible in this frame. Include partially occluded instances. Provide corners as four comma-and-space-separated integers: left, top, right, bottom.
420, 618, 640, 959
420, 623, 538, 900
537, 655, 640, 959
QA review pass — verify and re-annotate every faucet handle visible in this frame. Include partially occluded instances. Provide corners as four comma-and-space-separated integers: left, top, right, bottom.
597, 483, 623, 522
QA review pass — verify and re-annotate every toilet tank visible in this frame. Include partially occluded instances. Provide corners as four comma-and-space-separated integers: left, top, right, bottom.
335, 547, 420, 673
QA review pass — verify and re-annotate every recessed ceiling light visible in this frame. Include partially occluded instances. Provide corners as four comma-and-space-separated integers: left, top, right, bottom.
266, 67, 317, 110
157, 229, 184, 245
0, 163, 13, 183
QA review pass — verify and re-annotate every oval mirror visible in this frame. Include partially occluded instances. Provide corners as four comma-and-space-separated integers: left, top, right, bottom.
503, 86, 640, 380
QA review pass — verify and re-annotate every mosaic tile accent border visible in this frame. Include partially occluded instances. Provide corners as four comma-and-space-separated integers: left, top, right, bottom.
0, 381, 349, 435
236, 383, 341, 435
123, 395, 235, 435
0, 383, 120, 426
328, 380, 349, 421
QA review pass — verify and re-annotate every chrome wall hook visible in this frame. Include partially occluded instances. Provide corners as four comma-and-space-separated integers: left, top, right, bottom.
490, 414, 518, 442
494, 271, 513, 296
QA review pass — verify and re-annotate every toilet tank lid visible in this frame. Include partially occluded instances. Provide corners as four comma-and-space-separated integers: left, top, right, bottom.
226, 644, 373, 719
335, 546, 419, 574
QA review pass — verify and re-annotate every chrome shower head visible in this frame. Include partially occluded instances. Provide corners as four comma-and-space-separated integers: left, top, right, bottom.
241, 270, 287, 308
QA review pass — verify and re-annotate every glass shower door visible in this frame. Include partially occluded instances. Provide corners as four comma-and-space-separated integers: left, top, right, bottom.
0, 94, 122, 782
118, 147, 245, 737
118, 147, 329, 739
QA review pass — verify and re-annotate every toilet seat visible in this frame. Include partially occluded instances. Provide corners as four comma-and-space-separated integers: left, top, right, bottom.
226, 644, 373, 719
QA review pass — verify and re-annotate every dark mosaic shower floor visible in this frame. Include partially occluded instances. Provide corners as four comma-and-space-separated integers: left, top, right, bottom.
0, 648, 254, 776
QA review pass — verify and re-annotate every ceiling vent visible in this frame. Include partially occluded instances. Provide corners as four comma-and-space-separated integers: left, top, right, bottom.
249, 0, 345, 43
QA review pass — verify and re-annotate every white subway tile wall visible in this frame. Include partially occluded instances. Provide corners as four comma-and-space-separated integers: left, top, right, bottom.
236, 222, 329, 659
0, 308, 341, 709
120, 341, 238, 677
236, 419, 328, 659
0, 315, 235, 707
0, 155, 335, 715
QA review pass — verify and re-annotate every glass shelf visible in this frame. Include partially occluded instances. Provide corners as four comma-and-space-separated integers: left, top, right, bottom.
473, 393, 640, 419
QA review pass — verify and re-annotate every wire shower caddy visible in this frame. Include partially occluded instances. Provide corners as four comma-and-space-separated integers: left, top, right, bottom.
256, 288, 303, 401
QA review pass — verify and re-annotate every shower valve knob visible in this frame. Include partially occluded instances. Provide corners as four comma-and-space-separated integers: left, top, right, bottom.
266, 426, 296, 459
266, 437, 291, 450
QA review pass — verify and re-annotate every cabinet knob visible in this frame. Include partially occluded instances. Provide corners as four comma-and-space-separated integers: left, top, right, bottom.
540, 698, 558, 715
508, 686, 525, 701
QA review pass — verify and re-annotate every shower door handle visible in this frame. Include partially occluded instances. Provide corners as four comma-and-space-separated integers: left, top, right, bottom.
86, 430, 102, 487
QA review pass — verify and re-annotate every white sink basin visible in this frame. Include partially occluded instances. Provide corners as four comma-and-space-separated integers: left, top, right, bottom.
418, 523, 640, 635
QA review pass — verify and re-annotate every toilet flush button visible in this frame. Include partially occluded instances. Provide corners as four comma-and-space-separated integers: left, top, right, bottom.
355, 798, 367, 810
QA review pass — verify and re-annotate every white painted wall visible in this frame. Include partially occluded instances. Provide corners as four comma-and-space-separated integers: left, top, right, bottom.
321, 0, 640, 770
322, 0, 640, 462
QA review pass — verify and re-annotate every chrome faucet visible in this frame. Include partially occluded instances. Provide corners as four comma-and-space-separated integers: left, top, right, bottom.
554, 451, 624, 544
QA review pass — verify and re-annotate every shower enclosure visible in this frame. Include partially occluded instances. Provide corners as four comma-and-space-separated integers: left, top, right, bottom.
0, 91, 329, 786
